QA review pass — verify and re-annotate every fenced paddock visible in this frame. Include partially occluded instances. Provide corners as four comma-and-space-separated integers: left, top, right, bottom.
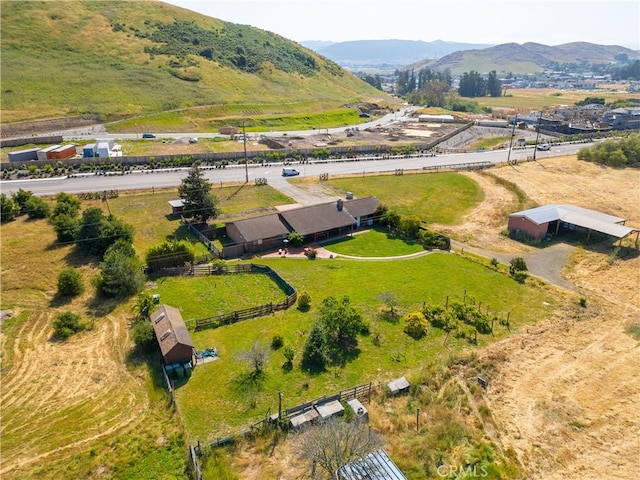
156, 263, 297, 331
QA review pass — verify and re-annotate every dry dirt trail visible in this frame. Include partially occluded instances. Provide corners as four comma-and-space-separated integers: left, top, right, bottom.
0, 308, 147, 477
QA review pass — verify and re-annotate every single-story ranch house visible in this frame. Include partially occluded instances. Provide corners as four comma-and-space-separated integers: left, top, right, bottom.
508, 204, 639, 245
223, 196, 380, 257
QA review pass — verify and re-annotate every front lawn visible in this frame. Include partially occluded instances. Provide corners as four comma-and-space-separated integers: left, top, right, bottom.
322, 227, 424, 257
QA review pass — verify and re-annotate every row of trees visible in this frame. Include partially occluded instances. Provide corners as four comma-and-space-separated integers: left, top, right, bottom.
0, 188, 51, 223
458, 70, 502, 98
396, 67, 501, 103
577, 134, 640, 167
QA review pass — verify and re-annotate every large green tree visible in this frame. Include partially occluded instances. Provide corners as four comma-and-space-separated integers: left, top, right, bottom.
458, 70, 487, 98
98, 240, 144, 298
75, 207, 134, 257
318, 295, 367, 349
178, 164, 219, 223
487, 70, 502, 97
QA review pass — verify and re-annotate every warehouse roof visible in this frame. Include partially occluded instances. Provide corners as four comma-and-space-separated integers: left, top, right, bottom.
339, 449, 407, 480
509, 204, 636, 239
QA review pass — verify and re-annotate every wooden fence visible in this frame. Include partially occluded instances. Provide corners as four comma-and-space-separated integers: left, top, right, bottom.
422, 160, 493, 172
156, 262, 298, 332
339, 381, 374, 403
181, 216, 219, 255
204, 381, 377, 452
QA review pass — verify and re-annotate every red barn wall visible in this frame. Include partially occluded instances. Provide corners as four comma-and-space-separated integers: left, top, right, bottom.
508, 217, 548, 239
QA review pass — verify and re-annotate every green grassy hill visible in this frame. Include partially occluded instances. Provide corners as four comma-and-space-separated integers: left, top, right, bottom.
0, 0, 389, 124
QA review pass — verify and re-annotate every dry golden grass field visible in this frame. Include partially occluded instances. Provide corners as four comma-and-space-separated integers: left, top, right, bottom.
456, 157, 640, 479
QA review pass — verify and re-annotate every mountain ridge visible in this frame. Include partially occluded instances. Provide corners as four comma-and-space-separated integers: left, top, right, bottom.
302, 39, 639, 74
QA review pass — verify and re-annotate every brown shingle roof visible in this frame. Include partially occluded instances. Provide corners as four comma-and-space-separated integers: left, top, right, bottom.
344, 196, 380, 218
280, 200, 356, 235
228, 214, 290, 243
151, 305, 194, 358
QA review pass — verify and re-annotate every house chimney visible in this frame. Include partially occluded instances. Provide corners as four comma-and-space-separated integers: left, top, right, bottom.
337, 199, 343, 211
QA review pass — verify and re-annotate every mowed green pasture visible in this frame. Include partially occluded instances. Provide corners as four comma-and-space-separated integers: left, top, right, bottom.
151, 274, 286, 321
325, 172, 484, 224
176, 254, 557, 442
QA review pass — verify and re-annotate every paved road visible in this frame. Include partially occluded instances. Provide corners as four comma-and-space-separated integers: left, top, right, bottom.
45, 107, 419, 141
0, 142, 588, 197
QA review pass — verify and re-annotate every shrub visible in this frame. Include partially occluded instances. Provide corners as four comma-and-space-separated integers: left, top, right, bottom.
297, 290, 311, 311
53, 311, 84, 339
302, 322, 329, 370
26, 196, 51, 219
51, 213, 79, 242
57, 268, 84, 297
579, 297, 587, 308
403, 311, 429, 339
132, 321, 156, 352
145, 240, 195, 272
12, 188, 33, 214
490, 257, 499, 268
509, 257, 528, 273
509, 257, 528, 282
271, 335, 284, 350
398, 215, 421, 239
287, 231, 304, 247
0, 194, 20, 223
283, 345, 295, 364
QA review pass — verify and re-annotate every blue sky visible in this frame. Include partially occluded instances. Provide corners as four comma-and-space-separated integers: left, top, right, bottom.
163, 0, 639, 49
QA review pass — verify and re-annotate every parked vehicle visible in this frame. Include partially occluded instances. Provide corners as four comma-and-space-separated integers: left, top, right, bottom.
142, 133, 156, 139
282, 168, 300, 177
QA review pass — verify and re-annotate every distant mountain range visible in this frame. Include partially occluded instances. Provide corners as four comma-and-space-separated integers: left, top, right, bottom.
303, 39, 640, 74
301, 39, 493, 68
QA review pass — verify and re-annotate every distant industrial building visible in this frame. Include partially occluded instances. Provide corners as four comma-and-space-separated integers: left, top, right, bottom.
83, 139, 122, 158
36, 145, 62, 161
50, 144, 77, 160
8, 148, 40, 163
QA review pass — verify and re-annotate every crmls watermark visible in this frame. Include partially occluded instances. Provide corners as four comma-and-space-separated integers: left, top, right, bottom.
436, 464, 489, 478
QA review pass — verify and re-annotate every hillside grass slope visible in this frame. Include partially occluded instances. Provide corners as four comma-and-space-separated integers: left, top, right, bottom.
0, 0, 388, 124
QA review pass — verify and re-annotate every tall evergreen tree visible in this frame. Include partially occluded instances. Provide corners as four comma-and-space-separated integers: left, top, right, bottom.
487, 70, 502, 97
458, 70, 487, 97
178, 164, 219, 223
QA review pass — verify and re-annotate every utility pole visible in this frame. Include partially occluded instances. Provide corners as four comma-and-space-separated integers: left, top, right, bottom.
506, 112, 518, 166
242, 120, 248, 183
533, 111, 542, 161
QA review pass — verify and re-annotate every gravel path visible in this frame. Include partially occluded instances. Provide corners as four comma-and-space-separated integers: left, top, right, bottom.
451, 240, 577, 291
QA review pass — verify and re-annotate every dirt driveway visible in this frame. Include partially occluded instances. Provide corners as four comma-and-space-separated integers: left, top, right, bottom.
452, 239, 577, 291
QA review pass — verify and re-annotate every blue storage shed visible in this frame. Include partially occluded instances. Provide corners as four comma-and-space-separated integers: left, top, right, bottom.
83, 143, 97, 158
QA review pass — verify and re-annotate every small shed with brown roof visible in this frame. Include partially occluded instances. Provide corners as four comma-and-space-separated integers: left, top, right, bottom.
151, 305, 195, 365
